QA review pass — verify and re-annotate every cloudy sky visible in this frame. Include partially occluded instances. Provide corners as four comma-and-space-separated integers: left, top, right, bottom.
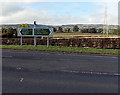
0, 0, 119, 25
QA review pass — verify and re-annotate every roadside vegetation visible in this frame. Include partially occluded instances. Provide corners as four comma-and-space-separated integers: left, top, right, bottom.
1, 24, 119, 55
1, 45, 119, 55
1, 24, 120, 38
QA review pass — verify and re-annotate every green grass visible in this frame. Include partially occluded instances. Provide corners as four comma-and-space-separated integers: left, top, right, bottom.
1, 45, 119, 55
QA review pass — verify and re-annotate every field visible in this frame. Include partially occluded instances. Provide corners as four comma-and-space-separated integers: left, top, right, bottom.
53, 33, 119, 38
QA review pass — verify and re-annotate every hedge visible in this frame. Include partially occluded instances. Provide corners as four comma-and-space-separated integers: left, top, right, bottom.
2, 38, 120, 49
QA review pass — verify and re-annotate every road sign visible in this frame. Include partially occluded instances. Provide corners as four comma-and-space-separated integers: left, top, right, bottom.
17, 27, 53, 47
34, 28, 50, 35
20, 28, 33, 35
18, 28, 53, 37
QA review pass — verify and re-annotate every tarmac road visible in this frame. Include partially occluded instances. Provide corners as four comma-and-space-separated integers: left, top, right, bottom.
2, 49, 119, 93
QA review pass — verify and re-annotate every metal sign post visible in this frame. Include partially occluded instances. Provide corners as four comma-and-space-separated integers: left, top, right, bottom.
47, 36, 49, 47
41, 36, 44, 39
34, 37, 37, 47
20, 36, 22, 45
34, 21, 37, 47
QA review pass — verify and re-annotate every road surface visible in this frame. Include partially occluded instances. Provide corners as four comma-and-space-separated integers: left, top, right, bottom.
2, 49, 119, 93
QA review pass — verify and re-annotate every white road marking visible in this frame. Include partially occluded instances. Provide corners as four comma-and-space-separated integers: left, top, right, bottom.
2, 56, 13, 58
60, 70, 120, 76
111, 57, 118, 59
16, 67, 22, 70
20, 78, 24, 82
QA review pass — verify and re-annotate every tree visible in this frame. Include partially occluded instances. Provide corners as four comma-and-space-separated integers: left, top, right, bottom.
57, 27, 63, 33
81, 29, 89, 33
7, 27, 14, 38
53, 27, 57, 32
73, 25, 79, 32
80, 28, 97, 33
2, 27, 7, 33
88, 28, 97, 33
2, 27, 8, 38
111, 28, 120, 35
64, 28, 68, 33
67, 28, 71, 33
64, 28, 71, 33
18, 24, 30, 28
2, 27, 17, 38
97, 28, 103, 33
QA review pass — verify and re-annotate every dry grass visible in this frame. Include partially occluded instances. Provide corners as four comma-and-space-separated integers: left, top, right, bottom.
53, 33, 119, 38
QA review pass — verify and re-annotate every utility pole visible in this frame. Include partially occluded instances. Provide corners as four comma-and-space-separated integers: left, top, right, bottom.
103, 4, 109, 37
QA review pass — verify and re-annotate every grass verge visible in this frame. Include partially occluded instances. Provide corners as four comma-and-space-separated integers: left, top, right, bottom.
1, 45, 119, 55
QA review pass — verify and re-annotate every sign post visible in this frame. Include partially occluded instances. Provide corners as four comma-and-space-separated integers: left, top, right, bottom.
34, 21, 37, 47
47, 36, 49, 47
17, 25, 53, 47
20, 36, 22, 45
34, 36, 36, 47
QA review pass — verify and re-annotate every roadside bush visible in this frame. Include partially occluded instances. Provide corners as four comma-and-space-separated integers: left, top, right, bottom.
2, 38, 120, 49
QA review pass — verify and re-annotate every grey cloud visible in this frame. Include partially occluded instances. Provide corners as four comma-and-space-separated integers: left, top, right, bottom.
1, 2, 24, 16
0, 2, 118, 25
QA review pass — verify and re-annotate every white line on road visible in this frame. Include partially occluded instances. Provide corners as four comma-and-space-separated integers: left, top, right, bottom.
16, 67, 22, 70
2, 56, 13, 58
60, 70, 120, 76
20, 78, 24, 82
111, 57, 118, 59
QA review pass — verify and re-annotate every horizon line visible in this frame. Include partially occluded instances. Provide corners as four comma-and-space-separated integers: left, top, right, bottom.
0, 23, 118, 26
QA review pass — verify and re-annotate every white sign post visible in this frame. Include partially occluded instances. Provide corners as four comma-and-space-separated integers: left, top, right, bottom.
20, 36, 22, 45
33, 36, 36, 47
34, 21, 37, 47
47, 36, 49, 47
